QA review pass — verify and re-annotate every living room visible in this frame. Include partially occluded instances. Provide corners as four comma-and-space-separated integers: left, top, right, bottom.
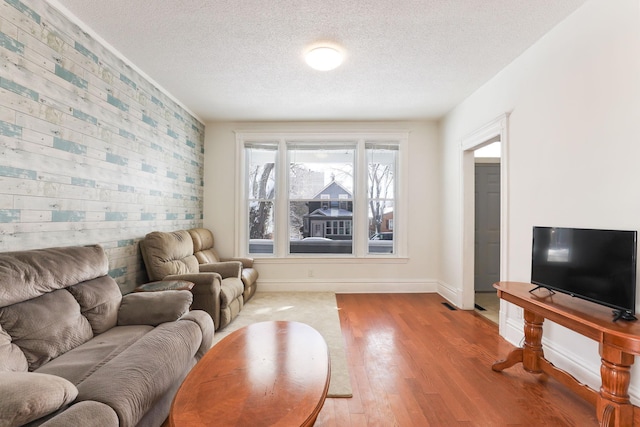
1, 0, 639, 425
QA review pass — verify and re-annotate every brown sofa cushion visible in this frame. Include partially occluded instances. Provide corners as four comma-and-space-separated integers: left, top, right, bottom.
141, 231, 200, 281
74, 320, 203, 427
118, 291, 193, 326
68, 276, 123, 335
179, 311, 214, 359
0, 245, 108, 308
189, 227, 216, 253
0, 326, 28, 372
40, 400, 119, 427
189, 228, 220, 262
199, 261, 242, 279
0, 372, 78, 426
35, 325, 153, 385
0, 290, 93, 370
219, 278, 244, 307
189, 228, 255, 268
242, 268, 259, 287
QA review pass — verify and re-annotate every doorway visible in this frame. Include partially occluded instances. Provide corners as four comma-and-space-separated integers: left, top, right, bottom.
474, 146, 500, 323
459, 114, 509, 328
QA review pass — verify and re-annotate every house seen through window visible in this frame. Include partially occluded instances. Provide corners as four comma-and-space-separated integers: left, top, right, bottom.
241, 133, 402, 257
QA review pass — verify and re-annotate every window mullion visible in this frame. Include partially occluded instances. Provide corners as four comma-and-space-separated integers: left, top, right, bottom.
275, 138, 289, 257
353, 139, 368, 256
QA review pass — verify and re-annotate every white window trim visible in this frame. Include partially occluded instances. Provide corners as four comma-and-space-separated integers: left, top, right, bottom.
235, 131, 409, 259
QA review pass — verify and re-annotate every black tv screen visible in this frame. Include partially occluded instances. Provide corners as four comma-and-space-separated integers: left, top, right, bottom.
531, 226, 637, 315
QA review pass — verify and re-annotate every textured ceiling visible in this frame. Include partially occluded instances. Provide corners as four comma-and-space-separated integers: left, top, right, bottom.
49, 0, 587, 122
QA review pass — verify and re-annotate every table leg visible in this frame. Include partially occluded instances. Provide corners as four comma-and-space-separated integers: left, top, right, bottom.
521, 310, 544, 373
492, 348, 523, 371
492, 310, 544, 372
597, 343, 635, 427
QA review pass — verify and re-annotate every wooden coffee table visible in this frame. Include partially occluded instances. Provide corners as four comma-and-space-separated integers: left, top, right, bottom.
169, 321, 330, 427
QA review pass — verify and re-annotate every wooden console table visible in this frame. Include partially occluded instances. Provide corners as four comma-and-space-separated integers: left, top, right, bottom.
492, 281, 640, 427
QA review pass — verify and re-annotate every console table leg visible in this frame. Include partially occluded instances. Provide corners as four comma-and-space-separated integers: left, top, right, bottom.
492, 310, 545, 373
522, 310, 544, 373
492, 348, 523, 372
597, 343, 635, 427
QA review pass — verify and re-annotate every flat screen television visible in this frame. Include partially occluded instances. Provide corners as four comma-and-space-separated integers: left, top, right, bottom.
531, 226, 638, 321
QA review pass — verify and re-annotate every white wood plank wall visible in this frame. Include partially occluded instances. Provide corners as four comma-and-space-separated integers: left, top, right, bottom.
0, 0, 205, 292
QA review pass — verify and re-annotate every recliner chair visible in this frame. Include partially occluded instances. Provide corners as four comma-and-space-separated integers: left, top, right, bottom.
188, 228, 258, 303
140, 230, 244, 330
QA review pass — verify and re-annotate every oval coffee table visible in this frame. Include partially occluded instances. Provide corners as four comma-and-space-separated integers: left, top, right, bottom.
169, 320, 330, 427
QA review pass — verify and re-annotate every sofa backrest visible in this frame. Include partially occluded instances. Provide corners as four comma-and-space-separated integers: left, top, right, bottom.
0, 245, 122, 372
140, 230, 200, 281
0, 245, 109, 308
188, 228, 221, 264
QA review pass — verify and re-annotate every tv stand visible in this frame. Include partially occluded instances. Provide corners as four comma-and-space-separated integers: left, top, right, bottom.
528, 284, 555, 295
493, 281, 640, 427
613, 309, 637, 322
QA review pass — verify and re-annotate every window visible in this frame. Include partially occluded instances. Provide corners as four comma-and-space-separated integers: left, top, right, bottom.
325, 220, 351, 236
238, 132, 406, 257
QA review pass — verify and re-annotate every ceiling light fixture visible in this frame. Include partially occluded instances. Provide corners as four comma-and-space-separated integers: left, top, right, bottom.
305, 46, 343, 71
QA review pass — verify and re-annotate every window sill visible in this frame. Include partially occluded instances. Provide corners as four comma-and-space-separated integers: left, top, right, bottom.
253, 256, 409, 265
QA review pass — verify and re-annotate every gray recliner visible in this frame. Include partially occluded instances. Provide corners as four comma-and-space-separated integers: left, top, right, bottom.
140, 230, 244, 330
188, 227, 258, 303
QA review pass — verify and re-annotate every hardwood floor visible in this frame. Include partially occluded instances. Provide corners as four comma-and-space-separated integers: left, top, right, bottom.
314, 293, 598, 426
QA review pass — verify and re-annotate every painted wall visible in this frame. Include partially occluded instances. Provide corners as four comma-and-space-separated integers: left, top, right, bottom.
441, 0, 640, 399
204, 121, 441, 293
0, 0, 205, 292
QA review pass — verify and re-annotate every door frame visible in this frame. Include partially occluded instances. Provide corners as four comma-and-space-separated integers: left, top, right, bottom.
459, 114, 510, 311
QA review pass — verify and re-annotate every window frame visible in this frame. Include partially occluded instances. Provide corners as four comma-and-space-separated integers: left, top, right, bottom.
235, 131, 408, 259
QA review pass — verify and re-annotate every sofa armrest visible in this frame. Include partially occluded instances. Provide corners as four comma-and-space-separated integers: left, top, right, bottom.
222, 256, 254, 268
199, 261, 242, 279
40, 401, 119, 427
165, 272, 222, 329
179, 310, 215, 359
0, 372, 78, 427
165, 272, 221, 290
118, 290, 192, 326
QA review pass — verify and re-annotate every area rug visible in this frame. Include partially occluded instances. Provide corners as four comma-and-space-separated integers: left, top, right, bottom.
213, 292, 353, 398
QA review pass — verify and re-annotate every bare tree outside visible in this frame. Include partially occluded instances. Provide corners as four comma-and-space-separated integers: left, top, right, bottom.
367, 145, 396, 237
248, 162, 275, 239
368, 163, 393, 235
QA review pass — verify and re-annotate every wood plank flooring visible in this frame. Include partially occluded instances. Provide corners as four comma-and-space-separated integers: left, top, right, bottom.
314, 293, 599, 426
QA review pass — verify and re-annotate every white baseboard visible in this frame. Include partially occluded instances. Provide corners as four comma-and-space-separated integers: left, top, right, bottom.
257, 279, 439, 293
542, 339, 601, 391
502, 315, 524, 347
435, 281, 461, 307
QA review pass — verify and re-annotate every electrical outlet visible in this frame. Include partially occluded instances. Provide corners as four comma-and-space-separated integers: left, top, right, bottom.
307, 269, 314, 277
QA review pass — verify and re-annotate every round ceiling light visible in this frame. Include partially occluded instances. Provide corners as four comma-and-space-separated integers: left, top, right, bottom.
305, 46, 343, 71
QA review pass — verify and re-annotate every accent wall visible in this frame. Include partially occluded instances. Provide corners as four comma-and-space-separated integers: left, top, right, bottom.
0, 0, 205, 292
